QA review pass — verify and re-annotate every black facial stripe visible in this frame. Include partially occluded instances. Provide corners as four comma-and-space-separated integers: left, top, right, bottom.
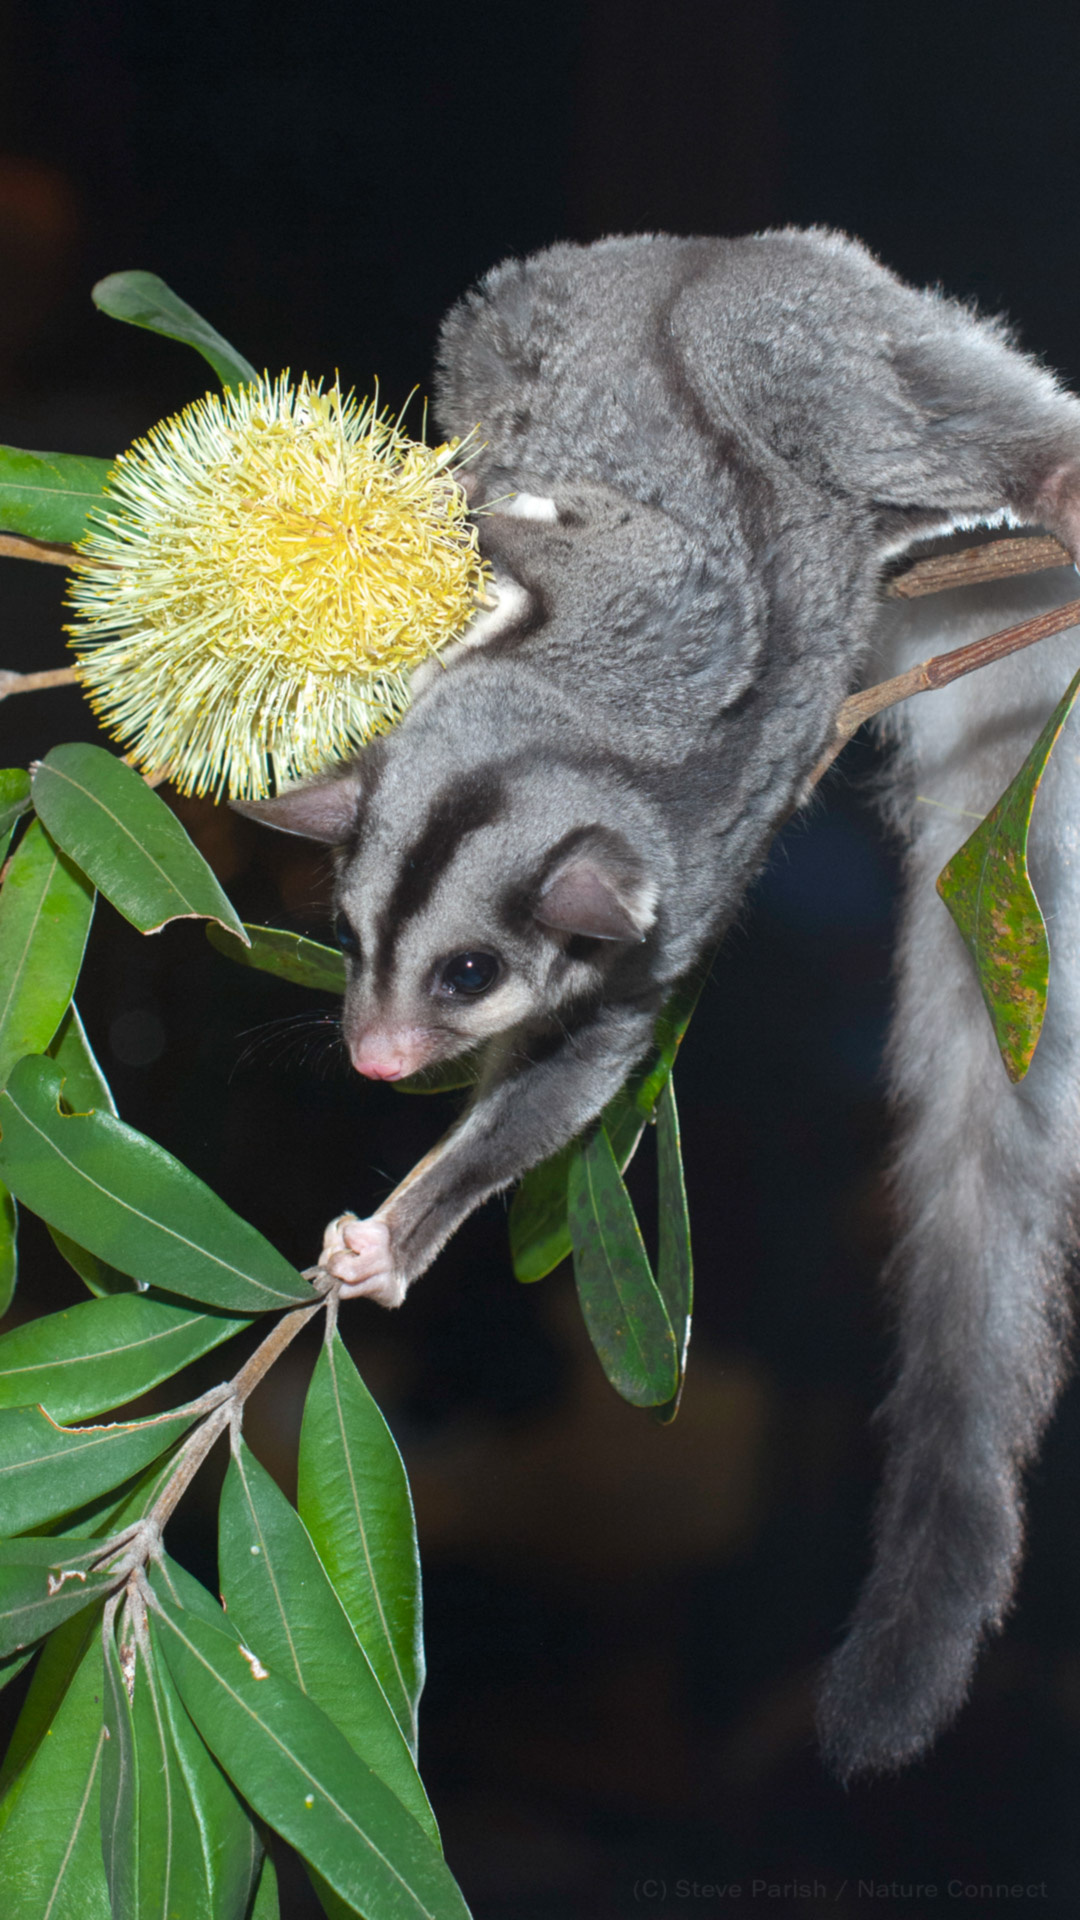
342, 739, 386, 854
373, 770, 506, 991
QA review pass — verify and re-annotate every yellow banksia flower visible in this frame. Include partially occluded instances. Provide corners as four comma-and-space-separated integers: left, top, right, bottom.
65, 374, 488, 800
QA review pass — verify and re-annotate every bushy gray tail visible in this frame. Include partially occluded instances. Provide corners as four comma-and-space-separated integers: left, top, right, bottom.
817, 570, 1080, 1778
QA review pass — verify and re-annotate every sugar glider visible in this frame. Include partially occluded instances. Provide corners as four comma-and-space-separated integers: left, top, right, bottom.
239, 230, 1080, 1775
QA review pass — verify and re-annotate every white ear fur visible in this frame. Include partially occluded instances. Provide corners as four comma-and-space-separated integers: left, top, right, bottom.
493, 492, 559, 522
536, 853, 657, 943
231, 769, 364, 843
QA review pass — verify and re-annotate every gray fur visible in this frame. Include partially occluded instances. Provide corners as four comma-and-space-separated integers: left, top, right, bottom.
241, 229, 1080, 1775
819, 572, 1080, 1777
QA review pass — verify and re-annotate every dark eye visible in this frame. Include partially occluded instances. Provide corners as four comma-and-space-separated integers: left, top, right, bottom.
334, 912, 361, 959
438, 951, 499, 996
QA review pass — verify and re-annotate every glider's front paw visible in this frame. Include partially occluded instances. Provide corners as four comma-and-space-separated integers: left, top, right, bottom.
316, 1214, 405, 1309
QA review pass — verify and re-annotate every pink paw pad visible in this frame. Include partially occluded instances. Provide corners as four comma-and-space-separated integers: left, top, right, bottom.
317, 1215, 405, 1308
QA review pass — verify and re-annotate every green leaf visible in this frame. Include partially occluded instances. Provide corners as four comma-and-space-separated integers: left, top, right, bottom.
509, 961, 709, 1282
393, 1053, 482, 1096
507, 1142, 576, 1284
0, 1402, 197, 1534
152, 1552, 230, 1625
0, 1634, 111, 1915
0, 1054, 313, 1312
0, 1289, 250, 1423
937, 667, 1080, 1081
0, 1603, 102, 1809
250, 1851, 281, 1919
93, 270, 258, 392
0, 1179, 14, 1320
46, 1227, 133, 1299
0, 444, 113, 544
32, 744, 246, 939
220, 1438, 439, 1846
0, 1535, 122, 1658
568, 1124, 678, 1408
102, 1607, 261, 1920
150, 1589, 471, 1920
76, 1448, 182, 1543
652, 1077, 694, 1425
208, 922, 346, 995
0, 1455, 180, 1808
47, 1003, 117, 1115
297, 1332, 424, 1757
45, 1007, 126, 1296
0, 769, 31, 856
632, 962, 711, 1113
0, 818, 95, 1093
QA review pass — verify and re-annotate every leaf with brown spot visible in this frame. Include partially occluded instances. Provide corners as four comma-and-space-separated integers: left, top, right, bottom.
937, 666, 1080, 1082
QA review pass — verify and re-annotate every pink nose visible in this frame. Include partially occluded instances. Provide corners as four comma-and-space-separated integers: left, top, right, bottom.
353, 1057, 406, 1081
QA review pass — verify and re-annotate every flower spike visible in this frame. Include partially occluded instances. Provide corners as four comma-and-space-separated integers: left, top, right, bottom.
66, 374, 488, 800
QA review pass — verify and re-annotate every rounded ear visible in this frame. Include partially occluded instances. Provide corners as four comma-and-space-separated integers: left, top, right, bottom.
535, 835, 657, 943
231, 767, 363, 843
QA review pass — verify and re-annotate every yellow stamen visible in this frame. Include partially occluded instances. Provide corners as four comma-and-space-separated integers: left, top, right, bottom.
65, 374, 487, 800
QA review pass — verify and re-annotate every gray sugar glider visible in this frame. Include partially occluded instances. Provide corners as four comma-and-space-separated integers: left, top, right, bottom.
237, 229, 1080, 1777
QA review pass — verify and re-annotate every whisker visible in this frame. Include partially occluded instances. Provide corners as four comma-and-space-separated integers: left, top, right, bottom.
229, 1011, 346, 1080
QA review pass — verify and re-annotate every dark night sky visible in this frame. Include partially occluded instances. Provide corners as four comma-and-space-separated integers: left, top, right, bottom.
4, 6, 1080, 1916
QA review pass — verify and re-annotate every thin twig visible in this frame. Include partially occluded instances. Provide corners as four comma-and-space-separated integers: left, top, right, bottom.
0, 665, 78, 702
885, 532, 1072, 598
810, 596, 1080, 787
0, 532, 76, 567
147, 1298, 323, 1531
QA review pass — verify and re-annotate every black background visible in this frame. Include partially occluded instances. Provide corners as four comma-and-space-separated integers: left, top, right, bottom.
2, 4, 1080, 1915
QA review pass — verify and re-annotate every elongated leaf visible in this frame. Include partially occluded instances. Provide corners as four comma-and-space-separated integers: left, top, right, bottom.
0, 818, 94, 1093
0, 1634, 111, 1915
47, 1003, 117, 1115
220, 1439, 439, 1845
0, 1179, 14, 1319
208, 922, 346, 995
47, 1226, 133, 1298
633, 962, 711, 1113
0, 1604, 102, 1811
102, 1608, 260, 1920
0, 1647, 35, 1694
45, 1008, 125, 1295
0, 1402, 196, 1534
44, 1006, 124, 1305
0, 1055, 313, 1311
33, 744, 246, 938
0, 1289, 250, 1423
0, 1535, 121, 1657
0, 769, 31, 852
0, 444, 113, 544
298, 1333, 424, 1757
938, 667, 1080, 1081
151, 1590, 471, 1920
93, 271, 258, 392
250, 1851, 281, 1919
394, 1054, 482, 1096
75, 1448, 182, 1544
507, 1142, 575, 1284
99, 1608, 152, 1920
568, 1124, 677, 1408
151, 1668, 262, 1920
510, 961, 709, 1282
652, 1076, 694, 1425
0, 1455, 179, 1807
